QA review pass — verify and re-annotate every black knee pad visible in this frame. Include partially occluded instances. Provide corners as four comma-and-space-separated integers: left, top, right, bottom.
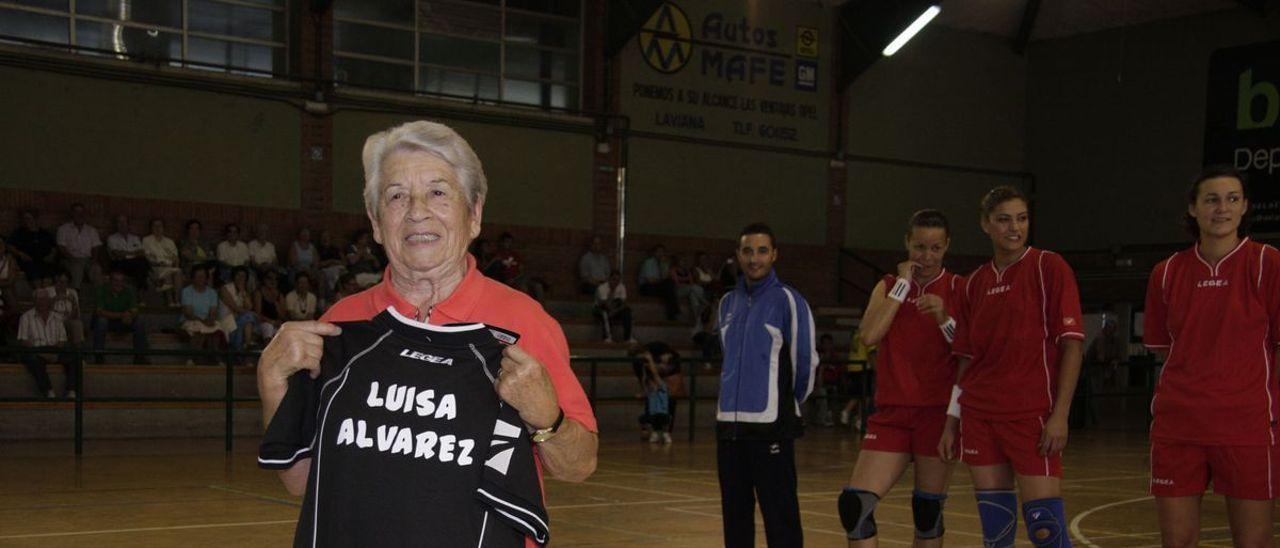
911, 490, 947, 539
838, 488, 879, 540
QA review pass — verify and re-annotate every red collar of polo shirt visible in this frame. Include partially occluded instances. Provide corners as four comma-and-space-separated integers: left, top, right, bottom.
371, 254, 485, 323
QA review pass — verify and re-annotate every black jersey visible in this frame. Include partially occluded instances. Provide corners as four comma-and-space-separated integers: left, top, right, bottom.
259, 308, 548, 547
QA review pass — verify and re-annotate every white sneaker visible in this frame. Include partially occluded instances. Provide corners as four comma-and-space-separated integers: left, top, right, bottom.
648, 431, 661, 443
45, 389, 56, 399
602, 337, 614, 343
661, 432, 672, 444
65, 390, 77, 400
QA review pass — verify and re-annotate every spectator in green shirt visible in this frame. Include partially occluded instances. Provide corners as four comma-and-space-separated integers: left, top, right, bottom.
92, 270, 149, 364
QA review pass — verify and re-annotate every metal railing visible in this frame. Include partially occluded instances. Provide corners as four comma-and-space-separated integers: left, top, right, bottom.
2, 345, 901, 453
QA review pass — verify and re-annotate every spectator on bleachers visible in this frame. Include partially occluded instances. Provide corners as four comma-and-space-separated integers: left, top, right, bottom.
106, 215, 150, 289
839, 329, 875, 430
637, 244, 677, 320
0, 236, 18, 307
179, 266, 223, 364
19, 292, 78, 399
594, 269, 634, 343
669, 254, 708, 331
55, 203, 102, 290
179, 219, 216, 274
216, 223, 249, 282
471, 237, 503, 279
808, 333, 839, 427
693, 252, 717, 294
40, 271, 84, 348
716, 253, 740, 289
287, 227, 318, 287
494, 232, 546, 301
332, 271, 359, 304
284, 272, 318, 321
92, 270, 149, 364
9, 208, 57, 283
254, 270, 285, 342
142, 218, 183, 307
346, 230, 382, 288
218, 266, 258, 359
248, 223, 281, 284
578, 235, 611, 294
315, 228, 346, 296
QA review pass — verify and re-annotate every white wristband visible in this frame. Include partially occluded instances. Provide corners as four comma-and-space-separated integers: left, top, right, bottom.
947, 385, 962, 418
940, 317, 956, 343
887, 278, 910, 303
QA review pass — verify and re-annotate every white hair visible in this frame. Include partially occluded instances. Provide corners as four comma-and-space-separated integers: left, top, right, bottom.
361, 120, 488, 220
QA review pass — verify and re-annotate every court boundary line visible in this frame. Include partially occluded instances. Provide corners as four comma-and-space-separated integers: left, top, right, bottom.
1069, 495, 1153, 547
0, 519, 299, 540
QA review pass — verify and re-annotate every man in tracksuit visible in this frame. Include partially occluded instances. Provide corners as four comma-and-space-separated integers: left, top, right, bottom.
716, 222, 819, 547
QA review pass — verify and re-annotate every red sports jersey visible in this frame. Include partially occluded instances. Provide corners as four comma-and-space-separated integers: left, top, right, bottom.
952, 248, 1084, 420
1143, 238, 1280, 446
875, 271, 962, 407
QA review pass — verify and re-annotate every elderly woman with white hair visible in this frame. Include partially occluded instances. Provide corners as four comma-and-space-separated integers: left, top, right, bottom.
256, 121, 597, 546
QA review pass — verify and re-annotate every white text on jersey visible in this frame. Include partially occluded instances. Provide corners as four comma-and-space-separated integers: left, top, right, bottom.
366, 381, 458, 420
1196, 278, 1229, 288
987, 284, 1012, 296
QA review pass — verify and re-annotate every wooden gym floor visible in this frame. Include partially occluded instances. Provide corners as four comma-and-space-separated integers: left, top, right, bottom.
0, 427, 1270, 547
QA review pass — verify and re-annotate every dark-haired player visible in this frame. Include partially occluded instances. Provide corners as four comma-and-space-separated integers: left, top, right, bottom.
938, 186, 1084, 548
1144, 166, 1280, 547
838, 209, 961, 547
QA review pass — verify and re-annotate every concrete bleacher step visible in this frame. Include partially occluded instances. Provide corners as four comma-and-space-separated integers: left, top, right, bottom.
0, 363, 257, 399
0, 401, 264, 440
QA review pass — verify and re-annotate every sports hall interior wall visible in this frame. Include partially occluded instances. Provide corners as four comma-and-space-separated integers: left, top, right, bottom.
842, 26, 1028, 257
625, 137, 829, 247
0, 64, 301, 209
1026, 7, 1280, 251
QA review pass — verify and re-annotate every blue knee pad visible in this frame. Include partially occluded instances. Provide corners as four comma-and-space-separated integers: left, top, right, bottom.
1023, 497, 1071, 548
975, 490, 1018, 548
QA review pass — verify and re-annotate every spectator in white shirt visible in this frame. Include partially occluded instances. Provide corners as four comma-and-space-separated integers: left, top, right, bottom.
215, 223, 249, 283
38, 271, 84, 347
578, 235, 611, 294
284, 272, 318, 321
248, 223, 281, 284
595, 269, 634, 343
55, 203, 102, 290
142, 218, 183, 307
107, 215, 150, 289
19, 292, 79, 399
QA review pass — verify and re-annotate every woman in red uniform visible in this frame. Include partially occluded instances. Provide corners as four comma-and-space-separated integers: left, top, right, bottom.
937, 186, 1084, 548
1143, 166, 1279, 548
838, 210, 960, 547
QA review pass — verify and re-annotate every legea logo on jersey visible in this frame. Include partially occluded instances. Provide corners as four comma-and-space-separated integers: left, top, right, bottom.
400, 349, 454, 365
1197, 278, 1230, 288
987, 284, 1012, 296
1152, 477, 1175, 486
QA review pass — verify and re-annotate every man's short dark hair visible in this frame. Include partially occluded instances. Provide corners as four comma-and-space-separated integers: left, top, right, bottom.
738, 222, 776, 248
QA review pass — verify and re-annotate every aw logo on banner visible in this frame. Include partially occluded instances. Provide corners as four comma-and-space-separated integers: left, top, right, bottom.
638, 2, 693, 74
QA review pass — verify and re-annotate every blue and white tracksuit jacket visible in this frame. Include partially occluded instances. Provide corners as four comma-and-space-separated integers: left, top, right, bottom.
716, 270, 818, 440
